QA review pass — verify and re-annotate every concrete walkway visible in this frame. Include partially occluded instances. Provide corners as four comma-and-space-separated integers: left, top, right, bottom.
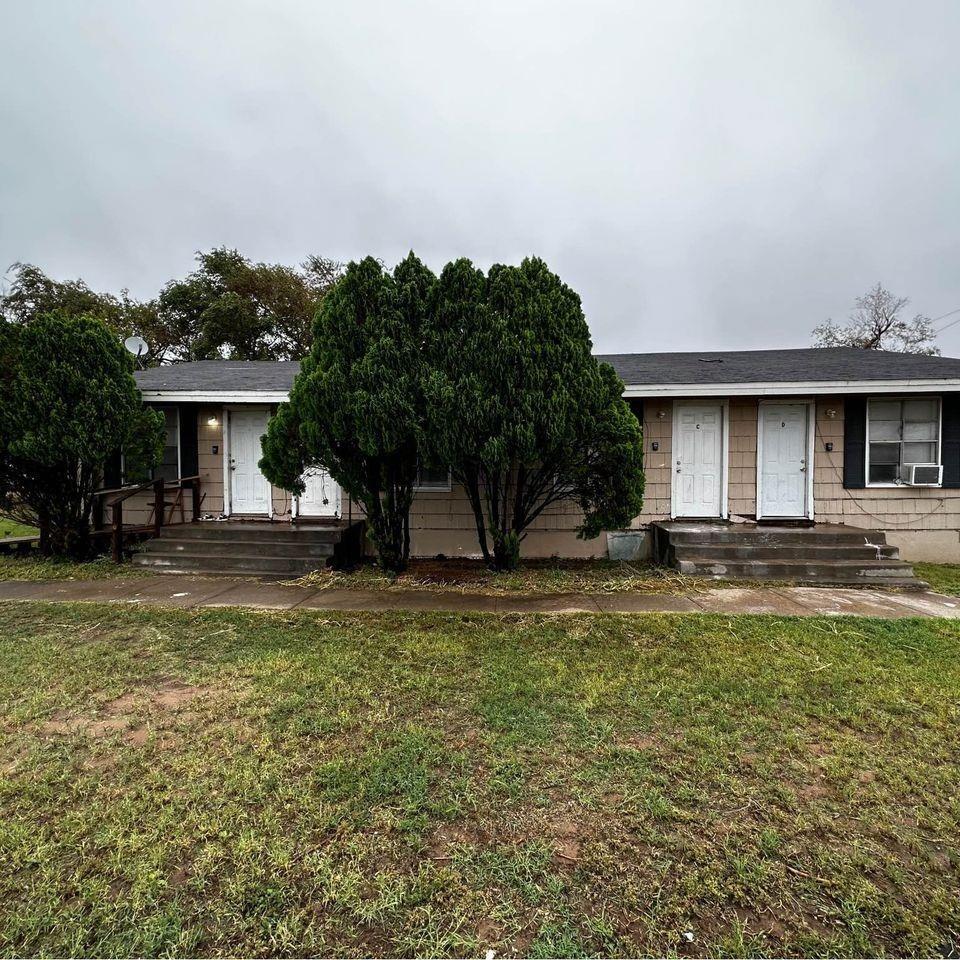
1, 574, 959, 618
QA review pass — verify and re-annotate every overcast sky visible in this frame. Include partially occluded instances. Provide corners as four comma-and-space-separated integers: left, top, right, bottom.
2, 1, 958, 355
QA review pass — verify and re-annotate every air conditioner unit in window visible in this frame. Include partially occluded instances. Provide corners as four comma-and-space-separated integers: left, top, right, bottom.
908, 464, 942, 486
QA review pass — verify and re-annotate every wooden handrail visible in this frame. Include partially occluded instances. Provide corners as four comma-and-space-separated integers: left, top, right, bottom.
96, 474, 203, 563
93, 474, 201, 503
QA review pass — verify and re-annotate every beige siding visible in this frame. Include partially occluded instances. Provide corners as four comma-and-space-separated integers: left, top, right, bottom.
728, 398, 758, 519
406, 483, 605, 558
118, 394, 960, 563
813, 397, 960, 559
198, 406, 224, 515
636, 400, 672, 523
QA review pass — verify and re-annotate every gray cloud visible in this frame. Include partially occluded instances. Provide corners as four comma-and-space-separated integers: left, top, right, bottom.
2, 0, 958, 352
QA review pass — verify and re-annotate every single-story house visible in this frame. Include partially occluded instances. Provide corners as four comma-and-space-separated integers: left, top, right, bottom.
126, 346, 960, 566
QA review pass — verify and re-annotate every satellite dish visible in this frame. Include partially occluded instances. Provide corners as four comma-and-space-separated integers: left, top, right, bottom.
124, 335, 149, 358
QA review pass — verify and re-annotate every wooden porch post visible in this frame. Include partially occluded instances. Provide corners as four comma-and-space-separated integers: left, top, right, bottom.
153, 479, 164, 537
191, 478, 201, 522
111, 501, 123, 563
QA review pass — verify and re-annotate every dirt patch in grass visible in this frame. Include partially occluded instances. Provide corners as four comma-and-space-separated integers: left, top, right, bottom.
40, 677, 207, 744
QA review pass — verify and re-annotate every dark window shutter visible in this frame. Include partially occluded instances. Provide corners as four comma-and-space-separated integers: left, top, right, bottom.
104, 451, 122, 488
843, 397, 867, 488
942, 394, 960, 488
178, 404, 199, 479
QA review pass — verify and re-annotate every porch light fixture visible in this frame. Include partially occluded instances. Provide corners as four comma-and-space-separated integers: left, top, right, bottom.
207, 415, 219, 427
825, 408, 837, 419
657, 409, 666, 419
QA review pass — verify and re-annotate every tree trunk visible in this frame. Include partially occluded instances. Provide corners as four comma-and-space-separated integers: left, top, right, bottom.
461, 469, 492, 565
490, 529, 520, 572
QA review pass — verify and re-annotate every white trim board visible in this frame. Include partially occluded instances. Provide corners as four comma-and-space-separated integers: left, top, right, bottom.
755, 400, 815, 521
623, 378, 959, 398
140, 390, 290, 404
141, 381, 960, 405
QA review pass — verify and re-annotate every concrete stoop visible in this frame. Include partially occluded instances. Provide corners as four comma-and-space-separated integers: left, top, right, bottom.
132, 520, 355, 578
651, 521, 925, 589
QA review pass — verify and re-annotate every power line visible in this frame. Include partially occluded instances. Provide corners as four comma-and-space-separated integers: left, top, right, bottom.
932, 307, 960, 334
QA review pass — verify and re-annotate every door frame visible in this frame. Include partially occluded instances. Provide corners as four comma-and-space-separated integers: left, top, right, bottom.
222, 405, 272, 517
670, 399, 730, 520
292, 468, 342, 519
755, 399, 815, 521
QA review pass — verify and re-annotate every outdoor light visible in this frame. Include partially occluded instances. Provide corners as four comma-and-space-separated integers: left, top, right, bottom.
825, 408, 837, 419
657, 409, 666, 419
207, 415, 219, 427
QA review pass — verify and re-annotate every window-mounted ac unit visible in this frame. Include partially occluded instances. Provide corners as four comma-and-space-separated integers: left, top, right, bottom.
908, 464, 942, 486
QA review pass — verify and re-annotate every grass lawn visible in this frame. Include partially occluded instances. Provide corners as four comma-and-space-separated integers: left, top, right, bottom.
0, 604, 957, 957
0, 518, 37, 540
915, 562, 960, 597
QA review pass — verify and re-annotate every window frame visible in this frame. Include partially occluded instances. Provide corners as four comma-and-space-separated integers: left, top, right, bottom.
413, 463, 452, 493
865, 395, 942, 488
118, 407, 181, 486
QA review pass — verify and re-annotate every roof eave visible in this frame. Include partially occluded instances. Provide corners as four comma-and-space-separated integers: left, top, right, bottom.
138, 389, 291, 403
621, 378, 960, 398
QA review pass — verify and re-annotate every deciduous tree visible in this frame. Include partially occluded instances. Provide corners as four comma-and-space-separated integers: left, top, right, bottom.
813, 283, 938, 355
157, 248, 342, 361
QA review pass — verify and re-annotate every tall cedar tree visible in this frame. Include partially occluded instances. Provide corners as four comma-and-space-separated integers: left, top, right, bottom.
0, 313, 164, 557
425, 257, 644, 570
259, 254, 435, 573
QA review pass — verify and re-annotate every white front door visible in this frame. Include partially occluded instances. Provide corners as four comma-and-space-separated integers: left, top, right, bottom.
228, 409, 271, 515
297, 466, 340, 518
674, 403, 724, 517
758, 403, 809, 518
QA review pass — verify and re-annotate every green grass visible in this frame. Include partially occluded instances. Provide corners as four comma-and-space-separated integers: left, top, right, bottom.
0, 603, 957, 957
0, 554, 148, 581
915, 562, 960, 596
0, 518, 37, 540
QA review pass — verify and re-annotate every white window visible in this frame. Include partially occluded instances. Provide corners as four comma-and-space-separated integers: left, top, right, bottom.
414, 463, 451, 492
867, 398, 940, 485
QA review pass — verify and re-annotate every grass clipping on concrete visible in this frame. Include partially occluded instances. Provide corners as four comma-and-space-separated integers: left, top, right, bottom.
0, 553, 149, 582
0, 602, 957, 957
292, 558, 700, 595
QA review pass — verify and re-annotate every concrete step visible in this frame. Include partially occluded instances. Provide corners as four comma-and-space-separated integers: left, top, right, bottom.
676, 556, 917, 584
132, 552, 323, 576
144, 537, 335, 559
162, 522, 345, 544
672, 543, 900, 562
664, 527, 888, 547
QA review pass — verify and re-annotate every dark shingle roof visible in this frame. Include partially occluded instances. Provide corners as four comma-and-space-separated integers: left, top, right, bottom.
135, 360, 301, 393
597, 347, 960, 385
133, 348, 960, 395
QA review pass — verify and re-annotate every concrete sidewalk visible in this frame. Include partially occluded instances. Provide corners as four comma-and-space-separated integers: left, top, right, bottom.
1, 574, 959, 618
